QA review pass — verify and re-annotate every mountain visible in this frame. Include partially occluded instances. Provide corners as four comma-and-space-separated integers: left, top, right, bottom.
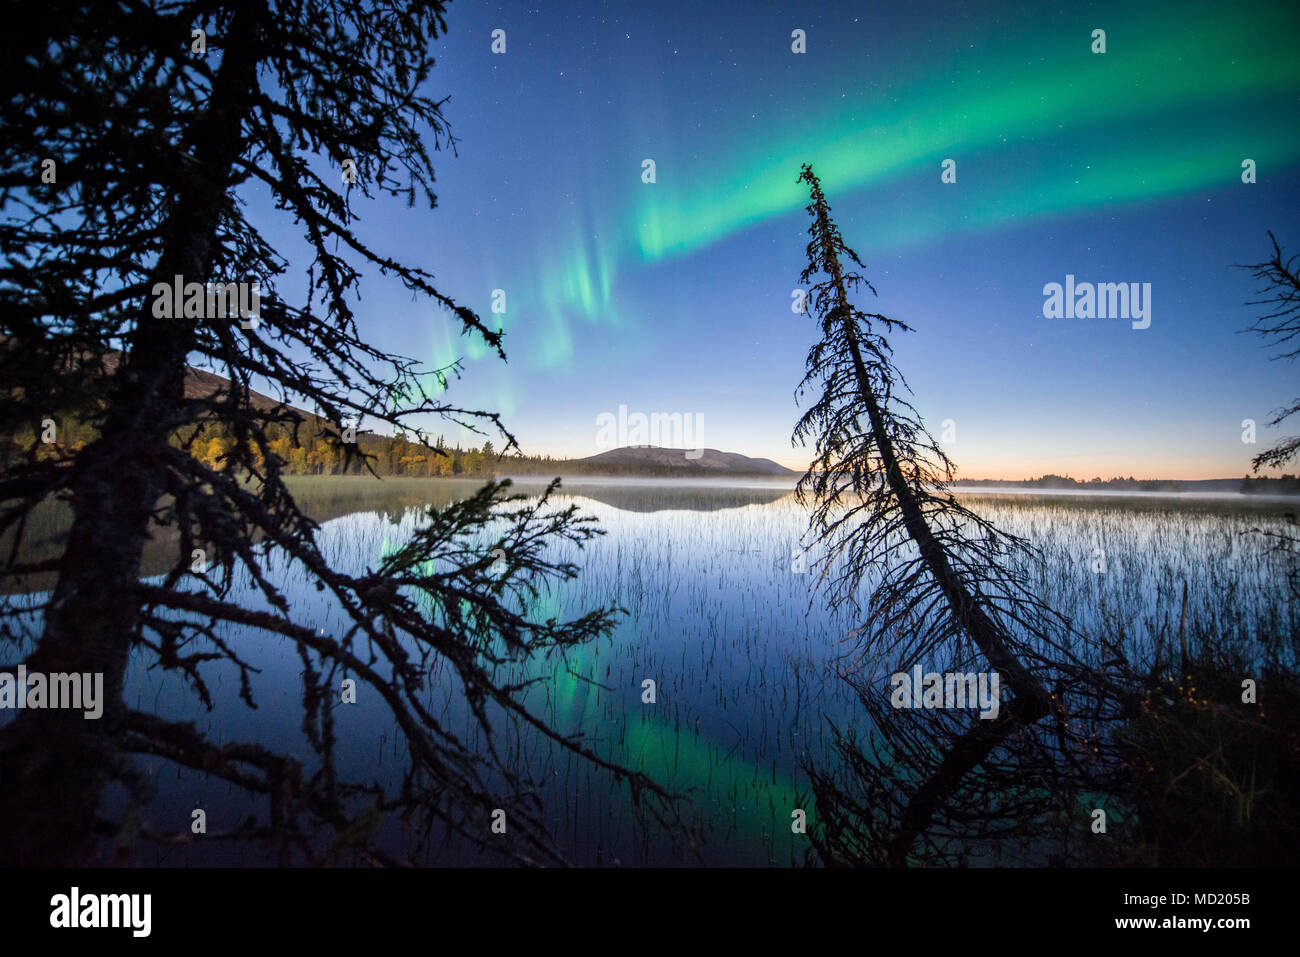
95, 352, 289, 413
177, 367, 798, 478
572, 447, 797, 476
182, 365, 286, 411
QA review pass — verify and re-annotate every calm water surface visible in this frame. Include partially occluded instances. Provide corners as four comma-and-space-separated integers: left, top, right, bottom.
7, 476, 1295, 865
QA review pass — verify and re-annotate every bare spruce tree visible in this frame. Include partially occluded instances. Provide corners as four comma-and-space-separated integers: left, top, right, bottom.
0, 0, 665, 865
790, 165, 1119, 865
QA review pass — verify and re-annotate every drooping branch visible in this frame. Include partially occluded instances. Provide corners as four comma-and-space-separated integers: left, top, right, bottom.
1237, 231, 1300, 472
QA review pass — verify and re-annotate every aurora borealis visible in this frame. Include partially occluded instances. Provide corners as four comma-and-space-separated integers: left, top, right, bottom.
301, 0, 1300, 478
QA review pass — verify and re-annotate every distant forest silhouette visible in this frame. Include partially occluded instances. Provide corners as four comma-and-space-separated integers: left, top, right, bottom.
953, 473, 1300, 494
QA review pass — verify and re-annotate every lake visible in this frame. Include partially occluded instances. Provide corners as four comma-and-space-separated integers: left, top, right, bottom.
5, 475, 1296, 865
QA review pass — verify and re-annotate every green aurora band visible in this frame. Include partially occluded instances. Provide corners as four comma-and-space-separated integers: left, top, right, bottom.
512, 1, 1298, 369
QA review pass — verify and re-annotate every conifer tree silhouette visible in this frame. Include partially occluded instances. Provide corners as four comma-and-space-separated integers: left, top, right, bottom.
792, 165, 1096, 865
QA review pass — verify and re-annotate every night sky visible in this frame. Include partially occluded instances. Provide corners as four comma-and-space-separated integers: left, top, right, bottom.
254, 0, 1300, 478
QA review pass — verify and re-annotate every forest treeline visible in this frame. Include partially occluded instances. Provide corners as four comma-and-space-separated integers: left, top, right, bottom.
5, 410, 499, 477
953, 473, 1300, 494
21, 415, 1300, 487
9, 412, 786, 479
